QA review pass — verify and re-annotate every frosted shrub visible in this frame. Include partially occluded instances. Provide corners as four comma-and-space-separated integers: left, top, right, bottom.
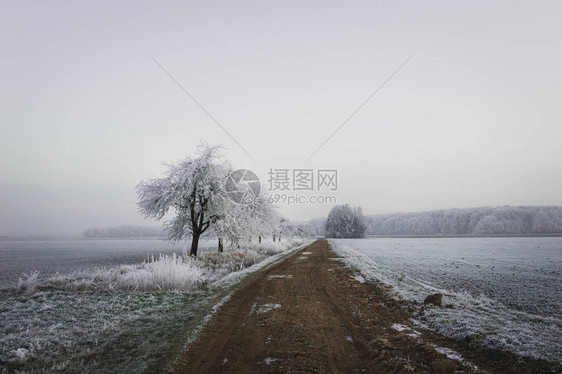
252, 238, 303, 256
200, 249, 262, 278
10, 347, 31, 362
199, 238, 304, 279
17, 270, 40, 295
47, 254, 205, 292
114, 253, 205, 291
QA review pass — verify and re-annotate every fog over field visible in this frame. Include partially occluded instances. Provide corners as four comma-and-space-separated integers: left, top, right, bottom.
2, 1, 562, 236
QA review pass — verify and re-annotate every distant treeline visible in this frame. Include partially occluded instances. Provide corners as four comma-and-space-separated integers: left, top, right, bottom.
310, 206, 562, 236
83, 225, 165, 238
367, 206, 562, 235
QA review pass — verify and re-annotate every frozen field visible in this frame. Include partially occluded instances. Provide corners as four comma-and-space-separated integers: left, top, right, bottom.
0, 238, 213, 288
330, 237, 562, 364
0, 238, 305, 373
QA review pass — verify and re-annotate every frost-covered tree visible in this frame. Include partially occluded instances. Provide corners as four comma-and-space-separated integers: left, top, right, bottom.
275, 220, 314, 240
325, 204, 367, 238
136, 145, 230, 257
213, 193, 279, 249
309, 217, 327, 237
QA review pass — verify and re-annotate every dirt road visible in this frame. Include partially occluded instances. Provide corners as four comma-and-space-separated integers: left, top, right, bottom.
172, 240, 558, 374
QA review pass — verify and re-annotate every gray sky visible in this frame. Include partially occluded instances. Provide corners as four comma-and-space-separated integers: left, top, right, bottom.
1, 0, 561, 236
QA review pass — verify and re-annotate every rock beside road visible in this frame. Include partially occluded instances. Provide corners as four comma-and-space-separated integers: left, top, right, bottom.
424, 293, 443, 306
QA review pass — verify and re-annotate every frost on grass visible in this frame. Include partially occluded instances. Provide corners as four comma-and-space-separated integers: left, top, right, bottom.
17, 271, 39, 295
10, 347, 30, 362
200, 240, 303, 281
3, 239, 309, 373
16, 239, 304, 295
0, 289, 210, 373
329, 238, 562, 364
47, 253, 204, 292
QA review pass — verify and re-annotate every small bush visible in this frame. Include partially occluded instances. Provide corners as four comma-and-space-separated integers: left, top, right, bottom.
47, 254, 205, 292
17, 270, 40, 295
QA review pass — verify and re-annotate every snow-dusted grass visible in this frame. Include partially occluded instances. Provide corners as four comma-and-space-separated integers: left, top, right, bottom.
200, 240, 301, 280
329, 238, 562, 365
2, 238, 311, 373
0, 289, 210, 373
47, 253, 204, 292
37, 240, 303, 293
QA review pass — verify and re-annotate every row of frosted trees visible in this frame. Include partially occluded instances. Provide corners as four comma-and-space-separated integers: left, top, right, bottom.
365, 206, 562, 235
136, 145, 313, 257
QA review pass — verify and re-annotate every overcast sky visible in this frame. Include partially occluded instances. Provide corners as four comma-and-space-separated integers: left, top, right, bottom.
1, 0, 561, 236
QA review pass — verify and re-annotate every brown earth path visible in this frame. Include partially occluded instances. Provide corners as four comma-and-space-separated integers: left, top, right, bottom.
171, 239, 559, 374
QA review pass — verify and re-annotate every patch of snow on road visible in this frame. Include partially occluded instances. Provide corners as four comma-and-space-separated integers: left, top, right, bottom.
353, 274, 366, 283
430, 344, 464, 361
257, 357, 280, 365
392, 323, 409, 332
250, 301, 257, 315
392, 323, 421, 338
258, 303, 281, 314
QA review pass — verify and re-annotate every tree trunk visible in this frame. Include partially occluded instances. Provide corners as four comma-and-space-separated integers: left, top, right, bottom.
190, 232, 200, 257
273, 234, 276, 242
218, 237, 223, 253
